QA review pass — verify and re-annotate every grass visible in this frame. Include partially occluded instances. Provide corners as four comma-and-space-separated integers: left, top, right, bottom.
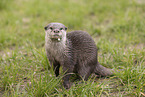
0, 0, 145, 96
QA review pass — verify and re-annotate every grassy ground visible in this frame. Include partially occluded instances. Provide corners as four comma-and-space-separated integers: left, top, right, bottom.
0, 0, 145, 96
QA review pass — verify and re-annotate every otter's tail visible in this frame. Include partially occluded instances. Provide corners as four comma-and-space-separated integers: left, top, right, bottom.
94, 63, 113, 77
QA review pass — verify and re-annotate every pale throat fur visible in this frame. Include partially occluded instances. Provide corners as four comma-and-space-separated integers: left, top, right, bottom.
45, 29, 68, 61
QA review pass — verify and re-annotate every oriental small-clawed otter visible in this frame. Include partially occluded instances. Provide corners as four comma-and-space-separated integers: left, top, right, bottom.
44, 23, 113, 89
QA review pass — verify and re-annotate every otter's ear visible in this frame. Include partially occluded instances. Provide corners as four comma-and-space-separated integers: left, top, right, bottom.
65, 27, 67, 31
44, 26, 47, 30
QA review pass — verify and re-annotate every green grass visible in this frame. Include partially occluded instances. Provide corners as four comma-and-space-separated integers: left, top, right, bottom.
0, 0, 145, 96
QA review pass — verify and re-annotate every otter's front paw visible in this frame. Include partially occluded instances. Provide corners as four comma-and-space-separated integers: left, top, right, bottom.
63, 81, 71, 89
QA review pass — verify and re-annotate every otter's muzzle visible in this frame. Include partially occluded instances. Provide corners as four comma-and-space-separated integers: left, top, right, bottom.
50, 29, 62, 41
53, 29, 60, 33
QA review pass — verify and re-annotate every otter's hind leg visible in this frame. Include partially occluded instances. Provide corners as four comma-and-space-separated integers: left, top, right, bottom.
77, 65, 93, 81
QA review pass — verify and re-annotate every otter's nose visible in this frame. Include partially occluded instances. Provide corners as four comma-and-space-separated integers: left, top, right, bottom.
54, 29, 60, 33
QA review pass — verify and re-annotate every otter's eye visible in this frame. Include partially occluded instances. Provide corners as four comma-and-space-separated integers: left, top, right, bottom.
50, 27, 53, 30
60, 28, 63, 30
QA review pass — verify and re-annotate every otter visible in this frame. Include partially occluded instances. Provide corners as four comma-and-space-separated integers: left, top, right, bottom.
44, 23, 113, 89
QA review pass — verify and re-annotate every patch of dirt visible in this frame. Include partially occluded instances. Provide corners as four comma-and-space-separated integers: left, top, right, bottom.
136, 0, 145, 4
130, 43, 145, 50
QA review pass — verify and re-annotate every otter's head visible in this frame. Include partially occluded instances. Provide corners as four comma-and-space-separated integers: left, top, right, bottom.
44, 23, 67, 42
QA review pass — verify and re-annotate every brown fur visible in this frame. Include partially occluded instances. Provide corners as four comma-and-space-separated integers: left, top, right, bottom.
44, 23, 113, 89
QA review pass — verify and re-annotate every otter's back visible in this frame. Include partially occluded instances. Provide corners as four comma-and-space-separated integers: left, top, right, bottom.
67, 31, 97, 62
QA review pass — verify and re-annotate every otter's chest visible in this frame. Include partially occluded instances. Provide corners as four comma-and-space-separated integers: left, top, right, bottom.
46, 42, 67, 61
